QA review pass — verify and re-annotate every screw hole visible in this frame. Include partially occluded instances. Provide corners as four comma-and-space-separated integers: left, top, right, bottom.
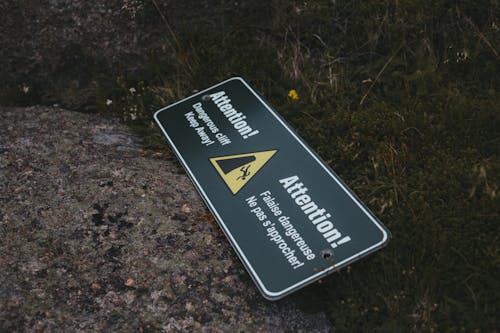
321, 249, 333, 260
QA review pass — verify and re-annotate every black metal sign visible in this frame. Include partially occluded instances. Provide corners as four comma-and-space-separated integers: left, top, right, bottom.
154, 77, 390, 300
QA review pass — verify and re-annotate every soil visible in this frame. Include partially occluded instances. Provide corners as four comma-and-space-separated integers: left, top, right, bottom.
0, 0, 166, 107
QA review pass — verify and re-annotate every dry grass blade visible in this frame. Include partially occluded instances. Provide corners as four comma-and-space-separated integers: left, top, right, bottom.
360, 45, 403, 106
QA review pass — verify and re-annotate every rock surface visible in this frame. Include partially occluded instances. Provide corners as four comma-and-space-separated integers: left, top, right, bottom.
0, 106, 332, 332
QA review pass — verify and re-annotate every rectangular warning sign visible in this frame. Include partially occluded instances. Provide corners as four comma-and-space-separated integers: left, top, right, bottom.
154, 77, 391, 300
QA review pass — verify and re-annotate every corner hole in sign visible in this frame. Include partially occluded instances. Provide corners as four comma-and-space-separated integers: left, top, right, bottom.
321, 249, 333, 260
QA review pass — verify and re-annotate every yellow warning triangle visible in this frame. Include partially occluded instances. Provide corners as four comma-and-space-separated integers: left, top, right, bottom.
209, 150, 277, 195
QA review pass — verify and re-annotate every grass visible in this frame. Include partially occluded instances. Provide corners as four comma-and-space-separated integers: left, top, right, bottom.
3, 0, 499, 331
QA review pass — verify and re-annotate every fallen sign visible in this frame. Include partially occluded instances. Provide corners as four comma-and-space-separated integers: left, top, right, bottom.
154, 77, 391, 300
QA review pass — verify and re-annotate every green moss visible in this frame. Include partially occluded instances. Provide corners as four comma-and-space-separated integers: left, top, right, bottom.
0, 84, 42, 106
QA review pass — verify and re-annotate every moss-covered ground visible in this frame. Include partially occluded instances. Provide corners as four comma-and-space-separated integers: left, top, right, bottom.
2, 1, 499, 331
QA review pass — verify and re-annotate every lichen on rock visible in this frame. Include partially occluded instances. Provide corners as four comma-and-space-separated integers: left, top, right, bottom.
0, 106, 331, 332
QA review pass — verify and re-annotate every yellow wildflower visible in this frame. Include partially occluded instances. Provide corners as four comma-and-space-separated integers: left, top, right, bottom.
288, 89, 299, 100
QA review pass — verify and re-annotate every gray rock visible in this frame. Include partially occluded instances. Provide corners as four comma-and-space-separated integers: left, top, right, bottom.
0, 106, 332, 332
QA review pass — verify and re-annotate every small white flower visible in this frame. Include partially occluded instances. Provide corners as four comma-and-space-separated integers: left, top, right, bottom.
21, 84, 30, 93
106, 99, 113, 106
129, 87, 136, 94
456, 50, 469, 62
